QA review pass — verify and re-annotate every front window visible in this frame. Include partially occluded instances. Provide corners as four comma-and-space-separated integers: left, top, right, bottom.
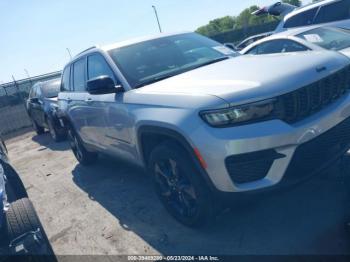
297, 27, 350, 51
108, 33, 238, 88
284, 8, 318, 28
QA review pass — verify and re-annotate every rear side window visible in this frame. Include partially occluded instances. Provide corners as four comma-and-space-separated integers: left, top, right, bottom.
246, 40, 309, 55
61, 66, 71, 92
87, 54, 116, 81
284, 8, 318, 28
314, 0, 350, 24
73, 58, 86, 92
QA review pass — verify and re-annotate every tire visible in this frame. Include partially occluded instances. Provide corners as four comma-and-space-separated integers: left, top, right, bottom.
3, 163, 28, 202
68, 128, 97, 166
149, 141, 216, 228
47, 117, 66, 142
6, 198, 56, 259
31, 119, 45, 135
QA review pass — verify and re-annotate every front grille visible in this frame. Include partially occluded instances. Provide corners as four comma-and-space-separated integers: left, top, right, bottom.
276, 66, 350, 124
225, 150, 285, 184
283, 117, 350, 184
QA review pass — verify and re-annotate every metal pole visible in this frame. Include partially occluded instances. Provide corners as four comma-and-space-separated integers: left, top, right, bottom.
24, 69, 33, 86
66, 48, 72, 60
152, 5, 162, 33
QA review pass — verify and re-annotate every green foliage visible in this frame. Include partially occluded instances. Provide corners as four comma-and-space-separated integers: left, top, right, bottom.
281, 0, 302, 7
195, 5, 277, 36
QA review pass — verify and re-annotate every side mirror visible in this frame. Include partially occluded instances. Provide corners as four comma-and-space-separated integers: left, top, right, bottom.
224, 43, 237, 51
86, 75, 122, 95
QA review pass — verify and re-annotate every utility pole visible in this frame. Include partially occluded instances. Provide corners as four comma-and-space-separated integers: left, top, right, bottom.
66, 48, 72, 60
152, 5, 162, 33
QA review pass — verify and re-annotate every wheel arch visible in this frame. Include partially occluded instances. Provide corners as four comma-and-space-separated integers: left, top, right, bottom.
137, 125, 216, 191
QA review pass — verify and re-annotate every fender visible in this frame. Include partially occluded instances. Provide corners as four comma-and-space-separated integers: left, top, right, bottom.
137, 125, 217, 192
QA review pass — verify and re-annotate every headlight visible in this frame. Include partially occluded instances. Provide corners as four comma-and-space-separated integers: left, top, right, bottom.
200, 99, 276, 127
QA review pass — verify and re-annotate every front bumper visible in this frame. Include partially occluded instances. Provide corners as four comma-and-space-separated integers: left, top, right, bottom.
191, 93, 350, 193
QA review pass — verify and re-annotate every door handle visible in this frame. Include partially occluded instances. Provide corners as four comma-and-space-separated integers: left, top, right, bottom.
85, 98, 93, 104
67, 98, 72, 103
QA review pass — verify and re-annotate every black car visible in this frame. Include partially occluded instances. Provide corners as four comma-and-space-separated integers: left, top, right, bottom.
26, 78, 67, 142
0, 136, 55, 259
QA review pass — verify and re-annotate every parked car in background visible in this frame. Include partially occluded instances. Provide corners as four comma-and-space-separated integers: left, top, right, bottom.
0, 135, 55, 259
272, 0, 350, 33
58, 32, 350, 227
241, 26, 350, 57
235, 31, 273, 51
26, 78, 67, 142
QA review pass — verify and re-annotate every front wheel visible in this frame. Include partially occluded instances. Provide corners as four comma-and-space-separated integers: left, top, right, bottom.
68, 128, 97, 166
149, 142, 216, 227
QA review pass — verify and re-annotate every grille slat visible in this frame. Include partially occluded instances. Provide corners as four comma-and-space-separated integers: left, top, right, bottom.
277, 66, 350, 124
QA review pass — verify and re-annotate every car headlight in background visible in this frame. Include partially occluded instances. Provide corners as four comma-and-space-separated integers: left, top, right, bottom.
200, 99, 276, 127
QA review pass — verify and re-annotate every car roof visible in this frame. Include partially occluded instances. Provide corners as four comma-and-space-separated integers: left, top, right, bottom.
270, 24, 330, 37
240, 25, 334, 53
283, 0, 339, 22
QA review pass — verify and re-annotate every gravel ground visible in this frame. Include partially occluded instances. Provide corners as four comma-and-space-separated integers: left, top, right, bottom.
4, 131, 350, 256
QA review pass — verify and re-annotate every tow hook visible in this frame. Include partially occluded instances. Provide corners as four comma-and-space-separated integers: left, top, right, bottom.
9, 228, 43, 254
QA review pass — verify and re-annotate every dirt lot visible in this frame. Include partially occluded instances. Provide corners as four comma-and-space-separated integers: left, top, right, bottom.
5, 131, 350, 255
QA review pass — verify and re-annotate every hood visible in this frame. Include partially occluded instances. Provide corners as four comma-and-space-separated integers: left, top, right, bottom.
136, 51, 349, 106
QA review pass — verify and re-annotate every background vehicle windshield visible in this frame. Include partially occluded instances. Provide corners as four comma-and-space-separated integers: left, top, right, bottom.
42, 80, 61, 98
108, 33, 238, 88
297, 27, 350, 51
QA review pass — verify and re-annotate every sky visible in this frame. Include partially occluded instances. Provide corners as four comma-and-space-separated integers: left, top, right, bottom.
0, 0, 291, 83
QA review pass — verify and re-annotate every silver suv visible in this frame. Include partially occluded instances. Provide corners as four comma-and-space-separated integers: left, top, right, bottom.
58, 32, 350, 227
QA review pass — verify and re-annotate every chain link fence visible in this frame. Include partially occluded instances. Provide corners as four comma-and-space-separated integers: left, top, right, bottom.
0, 71, 61, 137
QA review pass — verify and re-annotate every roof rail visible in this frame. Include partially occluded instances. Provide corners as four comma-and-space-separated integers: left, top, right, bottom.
75, 46, 98, 57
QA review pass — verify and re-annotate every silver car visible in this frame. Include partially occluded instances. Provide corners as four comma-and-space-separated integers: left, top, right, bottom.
274, 0, 350, 33
58, 32, 350, 227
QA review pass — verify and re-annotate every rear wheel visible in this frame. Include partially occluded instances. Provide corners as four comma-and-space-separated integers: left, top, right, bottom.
149, 141, 216, 227
32, 119, 44, 135
6, 198, 55, 258
68, 128, 97, 166
47, 117, 66, 142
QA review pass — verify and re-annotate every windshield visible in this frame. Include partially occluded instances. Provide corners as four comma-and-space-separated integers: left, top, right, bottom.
297, 27, 350, 51
108, 33, 238, 88
42, 79, 61, 98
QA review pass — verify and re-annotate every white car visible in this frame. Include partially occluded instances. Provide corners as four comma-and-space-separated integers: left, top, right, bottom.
275, 0, 350, 33
241, 26, 350, 58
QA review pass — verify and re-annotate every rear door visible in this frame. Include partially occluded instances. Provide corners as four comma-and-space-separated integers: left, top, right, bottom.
35, 86, 46, 127
29, 85, 43, 124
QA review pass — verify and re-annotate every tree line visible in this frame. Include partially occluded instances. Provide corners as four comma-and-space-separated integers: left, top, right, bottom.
196, 0, 303, 36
